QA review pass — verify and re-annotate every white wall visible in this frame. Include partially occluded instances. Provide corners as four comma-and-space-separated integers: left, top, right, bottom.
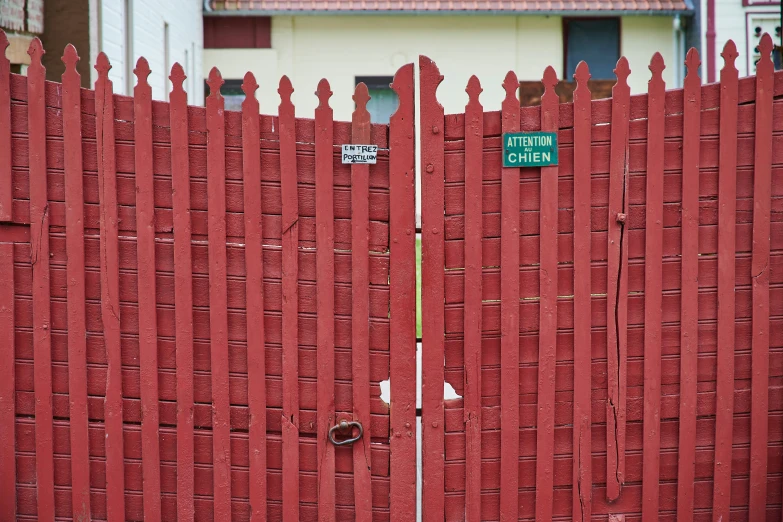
203, 14, 676, 120
701, 0, 780, 80
99, 0, 203, 102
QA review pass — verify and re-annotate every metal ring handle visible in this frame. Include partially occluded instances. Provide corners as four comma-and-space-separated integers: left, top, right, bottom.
328, 420, 363, 446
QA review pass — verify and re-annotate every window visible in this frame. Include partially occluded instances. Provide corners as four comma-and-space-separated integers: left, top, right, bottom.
204, 79, 245, 111
204, 16, 272, 49
355, 76, 398, 124
563, 18, 620, 80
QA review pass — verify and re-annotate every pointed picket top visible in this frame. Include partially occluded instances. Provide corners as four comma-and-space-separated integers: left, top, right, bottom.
134, 56, 151, 87
542, 66, 558, 90
62, 44, 80, 78
169, 62, 186, 92
721, 39, 739, 68
27, 37, 44, 68
95, 52, 112, 77
466, 75, 482, 106
759, 32, 774, 58
315, 78, 332, 110
278, 75, 294, 106
649, 52, 666, 77
353, 82, 371, 112
0, 29, 9, 60
242, 71, 259, 112
685, 47, 701, 76
207, 66, 224, 100
242, 71, 259, 97
502, 70, 519, 103
574, 61, 591, 84
614, 56, 631, 85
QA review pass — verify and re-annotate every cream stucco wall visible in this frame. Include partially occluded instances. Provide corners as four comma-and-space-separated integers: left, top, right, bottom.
203, 14, 677, 120
621, 16, 677, 92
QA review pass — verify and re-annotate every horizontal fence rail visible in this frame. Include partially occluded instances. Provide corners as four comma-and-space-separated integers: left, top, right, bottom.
420, 35, 783, 521
0, 31, 416, 521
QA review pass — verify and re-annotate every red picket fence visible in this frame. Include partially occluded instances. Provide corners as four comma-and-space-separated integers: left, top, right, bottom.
420, 36, 783, 521
0, 31, 416, 521
1, 28, 782, 522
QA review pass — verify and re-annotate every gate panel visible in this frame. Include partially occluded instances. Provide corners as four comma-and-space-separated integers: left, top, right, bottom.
421, 38, 783, 520
2, 31, 417, 521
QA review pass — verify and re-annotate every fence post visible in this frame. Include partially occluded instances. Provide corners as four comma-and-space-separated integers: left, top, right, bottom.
206, 66, 232, 521
0, 30, 10, 222
278, 75, 301, 522
749, 33, 773, 521
419, 55, 446, 522
242, 71, 268, 522
169, 62, 196, 522
315, 77, 336, 522
676, 47, 701, 522
606, 56, 630, 503
95, 51, 126, 522
499, 70, 521, 522
712, 40, 739, 522
572, 60, 592, 522
463, 74, 483, 522
134, 57, 163, 521
389, 63, 417, 522
62, 42, 91, 521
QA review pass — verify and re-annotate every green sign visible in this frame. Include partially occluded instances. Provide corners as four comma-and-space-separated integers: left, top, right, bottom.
503, 132, 558, 168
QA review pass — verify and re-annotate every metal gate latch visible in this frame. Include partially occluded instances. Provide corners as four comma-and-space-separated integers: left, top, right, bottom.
328, 420, 363, 446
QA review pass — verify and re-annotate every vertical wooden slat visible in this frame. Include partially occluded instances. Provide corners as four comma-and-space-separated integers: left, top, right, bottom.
62, 43, 91, 521
205, 67, 232, 521
351, 82, 374, 521
676, 47, 701, 522
419, 55, 446, 522
0, 30, 10, 222
572, 60, 592, 522
242, 71, 267, 522
500, 70, 521, 522
712, 40, 739, 522
133, 57, 162, 521
278, 75, 300, 522
95, 51, 126, 522
27, 38, 55, 521
0, 241, 14, 520
315, 78, 336, 522
535, 66, 559, 522
749, 33, 773, 521
463, 74, 483, 522
606, 56, 631, 502
641, 52, 665, 522
389, 63, 417, 522
169, 63, 195, 522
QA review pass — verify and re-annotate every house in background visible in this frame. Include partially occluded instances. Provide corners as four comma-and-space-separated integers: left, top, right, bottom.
0, 0, 44, 74
39, 0, 203, 101
203, 0, 695, 123
703, 0, 782, 81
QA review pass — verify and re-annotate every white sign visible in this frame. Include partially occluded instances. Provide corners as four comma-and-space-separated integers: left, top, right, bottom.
341, 144, 378, 164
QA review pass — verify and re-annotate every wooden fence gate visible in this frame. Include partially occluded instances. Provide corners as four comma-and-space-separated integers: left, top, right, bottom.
0, 31, 417, 521
420, 37, 783, 521
1, 29, 782, 522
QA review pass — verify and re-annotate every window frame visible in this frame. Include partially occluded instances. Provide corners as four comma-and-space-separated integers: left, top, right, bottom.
562, 17, 622, 81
